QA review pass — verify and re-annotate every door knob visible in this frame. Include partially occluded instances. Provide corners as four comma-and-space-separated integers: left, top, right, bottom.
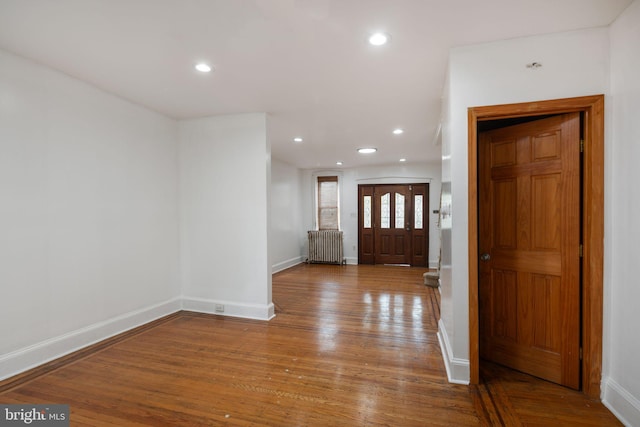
480, 253, 491, 261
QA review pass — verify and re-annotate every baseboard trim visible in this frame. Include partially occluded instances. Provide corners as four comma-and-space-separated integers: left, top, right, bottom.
272, 256, 303, 274
182, 297, 275, 321
0, 298, 182, 383
437, 319, 470, 385
602, 376, 640, 427
345, 257, 358, 265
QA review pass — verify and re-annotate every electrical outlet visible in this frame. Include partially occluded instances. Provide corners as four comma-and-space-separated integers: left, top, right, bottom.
215, 304, 224, 313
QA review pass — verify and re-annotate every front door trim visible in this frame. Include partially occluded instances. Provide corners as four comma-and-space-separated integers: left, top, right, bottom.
468, 95, 604, 398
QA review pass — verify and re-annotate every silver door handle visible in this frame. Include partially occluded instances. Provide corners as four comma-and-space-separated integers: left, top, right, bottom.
480, 253, 491, 261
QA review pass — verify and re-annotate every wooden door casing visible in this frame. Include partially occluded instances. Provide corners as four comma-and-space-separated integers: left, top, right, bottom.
478, 113, 581, 389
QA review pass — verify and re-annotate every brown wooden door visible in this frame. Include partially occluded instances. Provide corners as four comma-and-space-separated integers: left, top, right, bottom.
358, 185, 375, 264
375, 185, 410, 264
410, 184, 428, 266
358, 184, 428, 266
478, 113, 581, 389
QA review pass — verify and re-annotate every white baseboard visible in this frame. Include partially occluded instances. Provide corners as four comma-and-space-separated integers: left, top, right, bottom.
602, 376, 640, 427
182, 297, 275, 321
0, 297, 182, 381
272, 256, 303, 274
437, 319, 470, 385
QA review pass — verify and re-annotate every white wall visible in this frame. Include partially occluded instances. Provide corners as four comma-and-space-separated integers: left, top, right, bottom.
604, 2, 640, 425
302, 162, 441, 267
179, 113, 274, 320
0, 49, 181, 380
441, 28, 609, 383
271, 159, 304, 273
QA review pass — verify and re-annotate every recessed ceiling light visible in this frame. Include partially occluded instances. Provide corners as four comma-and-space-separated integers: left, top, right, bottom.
358, 148, 377, 154
368, 32, 390, 46
336, 161, 343, 166
393, 128, 404, 135
293, 137, 303, 143
399, 158, 407, 162
195, 63, 212, 73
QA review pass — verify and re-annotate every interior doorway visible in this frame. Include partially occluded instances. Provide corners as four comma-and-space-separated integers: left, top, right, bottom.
468, 95, 604, 398
478, 113, 581, 389
358, 183, 429, 267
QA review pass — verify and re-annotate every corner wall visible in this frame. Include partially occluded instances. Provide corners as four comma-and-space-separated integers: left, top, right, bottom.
179, 113, 274, 320
0, 49, 181, 380
441, 27, 609, 383
604, 2, 640, 425
271, 159, 304, 273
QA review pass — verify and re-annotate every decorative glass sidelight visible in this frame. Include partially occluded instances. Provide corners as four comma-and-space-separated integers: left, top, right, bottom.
381, 193, 390, 228
415, 195, 423, 229
364, 196, 372, 228
395, 193, 405, 228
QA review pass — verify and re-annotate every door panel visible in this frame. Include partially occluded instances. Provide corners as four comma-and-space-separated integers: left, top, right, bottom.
410, 185, 428, 266
479, 113, 581, 389
358, 186, 375, 264
375, 185, 410, 264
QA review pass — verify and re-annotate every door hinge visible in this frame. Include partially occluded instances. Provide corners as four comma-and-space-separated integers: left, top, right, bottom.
579, 347, 583, 360
579, 244, 583, 258
580, 139, 584, 153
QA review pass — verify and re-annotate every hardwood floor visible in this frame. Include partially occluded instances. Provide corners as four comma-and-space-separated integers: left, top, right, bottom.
0, 264, 621, 426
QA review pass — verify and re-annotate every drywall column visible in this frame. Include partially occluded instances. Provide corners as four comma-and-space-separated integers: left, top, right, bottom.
179, 113, 274, 320
271, 159, 304, 273
605, 2, 640, 425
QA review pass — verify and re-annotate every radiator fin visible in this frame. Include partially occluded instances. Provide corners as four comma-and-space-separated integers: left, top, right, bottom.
307, 230, 344, 264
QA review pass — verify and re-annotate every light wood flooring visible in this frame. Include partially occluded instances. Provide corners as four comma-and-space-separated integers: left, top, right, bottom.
0, 264, 621, 426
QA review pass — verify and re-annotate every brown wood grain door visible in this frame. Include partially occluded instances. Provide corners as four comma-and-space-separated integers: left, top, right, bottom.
358, 185, 375, 264
374, 185, 411, 264
410, 184, 428, 266
478, 113, 581, 389
358, 184, 428, 266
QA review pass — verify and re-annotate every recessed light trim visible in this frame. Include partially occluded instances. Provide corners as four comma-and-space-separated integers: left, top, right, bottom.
358, 147, 377, 154
293, 137, 303, 143
195, 63, 212, 73
393, 128, 404, 135
368, 32, 390, 46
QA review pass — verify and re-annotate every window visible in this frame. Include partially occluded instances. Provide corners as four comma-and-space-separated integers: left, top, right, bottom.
414, 194, 423, 229
380, 193, 390, 228
395, 193, 405, 229
363, 196, 372, 228
317, 176, 339, 230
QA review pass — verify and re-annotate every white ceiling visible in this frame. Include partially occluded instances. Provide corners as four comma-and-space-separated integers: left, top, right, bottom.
0, 0, 631, 169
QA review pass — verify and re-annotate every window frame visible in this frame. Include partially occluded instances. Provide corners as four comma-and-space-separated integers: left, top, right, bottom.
315, 174, 341, 231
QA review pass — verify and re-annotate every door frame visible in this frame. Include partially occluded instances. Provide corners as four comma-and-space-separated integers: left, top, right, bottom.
467, 95, 604, 398
357, 183, 429, 267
